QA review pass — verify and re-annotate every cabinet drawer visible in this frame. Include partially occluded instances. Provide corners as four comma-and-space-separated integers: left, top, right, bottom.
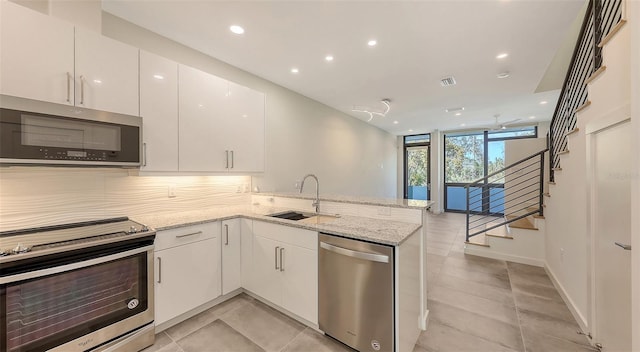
155, 222, 220, 251
253, 221, 317, 250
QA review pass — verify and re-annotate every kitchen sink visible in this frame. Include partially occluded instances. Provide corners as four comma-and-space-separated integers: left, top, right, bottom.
268, 211, 340, 224
268, 211, 311, 221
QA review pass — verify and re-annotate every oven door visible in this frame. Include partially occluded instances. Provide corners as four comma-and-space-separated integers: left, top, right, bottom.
0, 245, 154, 352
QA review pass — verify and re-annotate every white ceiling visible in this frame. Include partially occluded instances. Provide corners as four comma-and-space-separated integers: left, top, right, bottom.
102, 0, 585, 135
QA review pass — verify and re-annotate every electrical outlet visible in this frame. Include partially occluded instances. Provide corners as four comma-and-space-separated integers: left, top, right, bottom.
168, 185, 176, 198
560, 248, 565, 263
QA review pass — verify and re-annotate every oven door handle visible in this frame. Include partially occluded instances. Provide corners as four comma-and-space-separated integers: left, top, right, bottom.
0, 245, 154, 284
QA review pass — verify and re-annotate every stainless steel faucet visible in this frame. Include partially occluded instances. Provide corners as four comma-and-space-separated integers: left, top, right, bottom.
299, 174, 320, 213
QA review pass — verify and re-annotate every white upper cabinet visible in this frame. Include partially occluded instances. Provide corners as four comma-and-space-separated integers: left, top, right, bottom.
178, 64, 265, 173
74, 28, 139, 116
178, 64, 229, 172
226, 81, 265, 172
1, 1, 75, 105
139, 51, 179, 171
0, 2, 139, 116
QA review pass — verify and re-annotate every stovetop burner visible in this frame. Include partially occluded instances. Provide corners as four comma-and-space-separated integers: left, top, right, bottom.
0, 217, 155, 262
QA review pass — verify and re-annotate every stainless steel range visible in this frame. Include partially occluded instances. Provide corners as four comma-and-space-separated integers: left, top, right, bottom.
0, 217, 156, 352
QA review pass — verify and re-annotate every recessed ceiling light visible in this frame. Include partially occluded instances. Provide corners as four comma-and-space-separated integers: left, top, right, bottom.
539, 101, 548, 105
408, 129, 413, 132
367, 39, 377, 47
393, 120, 399, 124
497, 72, 510, 79
153, 74, 164, 80
325, 55, 334, 62
93, 79, 102, 84
460, 123, 466, 127
229, 25, 244, 34
529, 116, 536, 119
291, 67, 299, 74
455, 112, 462, 116
496, 53, 508, 59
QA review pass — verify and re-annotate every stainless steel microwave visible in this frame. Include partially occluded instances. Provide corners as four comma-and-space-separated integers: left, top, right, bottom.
0, 95, 142, 167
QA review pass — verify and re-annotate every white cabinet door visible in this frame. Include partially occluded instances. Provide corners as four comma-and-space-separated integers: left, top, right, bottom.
74, 28, 139, 116
0, 1, 75, 105
222, 219, 241, 295
154, 237, 221, 325
252, 235, 282, 306
139, 51, 178, 171
226, 81, 265, 172
178, 65, 230, 171
281, 244, 318, 324
240, 219, 255, 292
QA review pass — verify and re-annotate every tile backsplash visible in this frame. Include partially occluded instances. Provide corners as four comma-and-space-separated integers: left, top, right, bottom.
0, 167, 250, 231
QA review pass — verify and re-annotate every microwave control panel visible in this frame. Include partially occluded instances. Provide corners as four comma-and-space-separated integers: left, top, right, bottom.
41, 148, 110, 161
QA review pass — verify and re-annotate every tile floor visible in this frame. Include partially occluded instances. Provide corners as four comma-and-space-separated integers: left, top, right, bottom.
143, 212, 595, 352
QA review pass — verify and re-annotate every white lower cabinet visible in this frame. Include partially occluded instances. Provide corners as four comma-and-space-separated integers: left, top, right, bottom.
154, 223, 221, 325
221, 219, 241, 295
250, 221, 318, 324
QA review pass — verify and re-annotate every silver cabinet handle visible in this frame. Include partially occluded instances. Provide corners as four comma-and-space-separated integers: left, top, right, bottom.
79, 75, 85, 105
66, 72, 72, 103
320, 242, 389, 263
142, 142, 147, 167
224, 224, 229, 245
175, 231, 203, 238
230, 150, 234, 169
275, 246, 280, 270
225, 150, 229, 169
157, 257, 162, 283
279, 247, 284, 272
615, 242, 632, 250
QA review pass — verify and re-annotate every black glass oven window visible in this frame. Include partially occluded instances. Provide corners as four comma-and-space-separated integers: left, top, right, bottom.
4, 254, 147, 351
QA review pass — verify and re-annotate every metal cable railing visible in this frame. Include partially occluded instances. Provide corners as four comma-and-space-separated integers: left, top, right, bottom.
465, 149, 547, 241
549, 0, 624, 182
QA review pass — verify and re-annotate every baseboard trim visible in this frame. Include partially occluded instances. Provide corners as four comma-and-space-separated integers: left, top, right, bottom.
463, 246, 544, 267
544, 264, 589, 332
420, 309, 430, 331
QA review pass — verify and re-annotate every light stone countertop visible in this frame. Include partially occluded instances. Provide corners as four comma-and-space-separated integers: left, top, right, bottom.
254, 192, 434, 210
133, 204, 421, 246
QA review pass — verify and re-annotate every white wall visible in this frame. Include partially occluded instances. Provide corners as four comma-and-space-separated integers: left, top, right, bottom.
544, 15, 631, 332
629, 0, 640, 348
0, 168, 250, 232
102, 13, 398, 198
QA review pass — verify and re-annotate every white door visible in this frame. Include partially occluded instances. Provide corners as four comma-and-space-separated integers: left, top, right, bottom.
140, 51, 179, 171
251, 235, 281, 305
281, 244, 318, 323
0, 1, 75, 105
226, 81, 265, 172
154, 238, 221, 325
74, 28, 139, 115
221, 219, 242, 295
178, 65, 230, 171
592, 120, 632, 351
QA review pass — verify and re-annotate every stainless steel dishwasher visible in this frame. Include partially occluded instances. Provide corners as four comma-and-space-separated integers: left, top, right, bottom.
318, 233, 394, 352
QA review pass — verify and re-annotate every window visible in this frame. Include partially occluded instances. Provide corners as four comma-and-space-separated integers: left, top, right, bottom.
444, 126, 537, 212
404, 134, 430, 200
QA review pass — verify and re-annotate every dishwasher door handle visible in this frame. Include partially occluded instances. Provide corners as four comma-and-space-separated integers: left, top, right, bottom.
320, 242, 389, 263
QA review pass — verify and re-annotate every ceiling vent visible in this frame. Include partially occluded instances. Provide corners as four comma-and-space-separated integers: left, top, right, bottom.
440, 76, 457, 87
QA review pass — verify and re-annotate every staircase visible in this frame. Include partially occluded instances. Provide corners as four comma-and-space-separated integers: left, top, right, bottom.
463, 150, 547, 266
463, 0, 627, 267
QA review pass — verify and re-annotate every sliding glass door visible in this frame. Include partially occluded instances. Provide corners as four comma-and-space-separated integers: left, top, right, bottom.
404, 134, 430, 200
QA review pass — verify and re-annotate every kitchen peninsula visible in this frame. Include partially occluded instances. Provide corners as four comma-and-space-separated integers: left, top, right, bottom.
135, 193, 433, 352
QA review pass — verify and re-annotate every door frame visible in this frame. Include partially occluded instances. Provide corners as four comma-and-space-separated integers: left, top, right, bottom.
586, 104, 631, 344
403, 134, 431, 200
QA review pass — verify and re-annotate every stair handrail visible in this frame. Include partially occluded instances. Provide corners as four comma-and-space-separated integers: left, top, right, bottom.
465, 149, 549, 188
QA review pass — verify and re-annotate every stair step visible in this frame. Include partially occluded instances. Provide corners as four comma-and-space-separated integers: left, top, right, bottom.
599, 19, 627, 47
548, 181, 556, 185
575, 100, 591, 114
557, 150, 570, 155
506, 215, 538, 230
485, 225, 513, 239
564, 128, 580, 137
552, 167, 563, 171
584, 65, 607, 85
544, 192, 551, 197
465, 233, 490, 247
